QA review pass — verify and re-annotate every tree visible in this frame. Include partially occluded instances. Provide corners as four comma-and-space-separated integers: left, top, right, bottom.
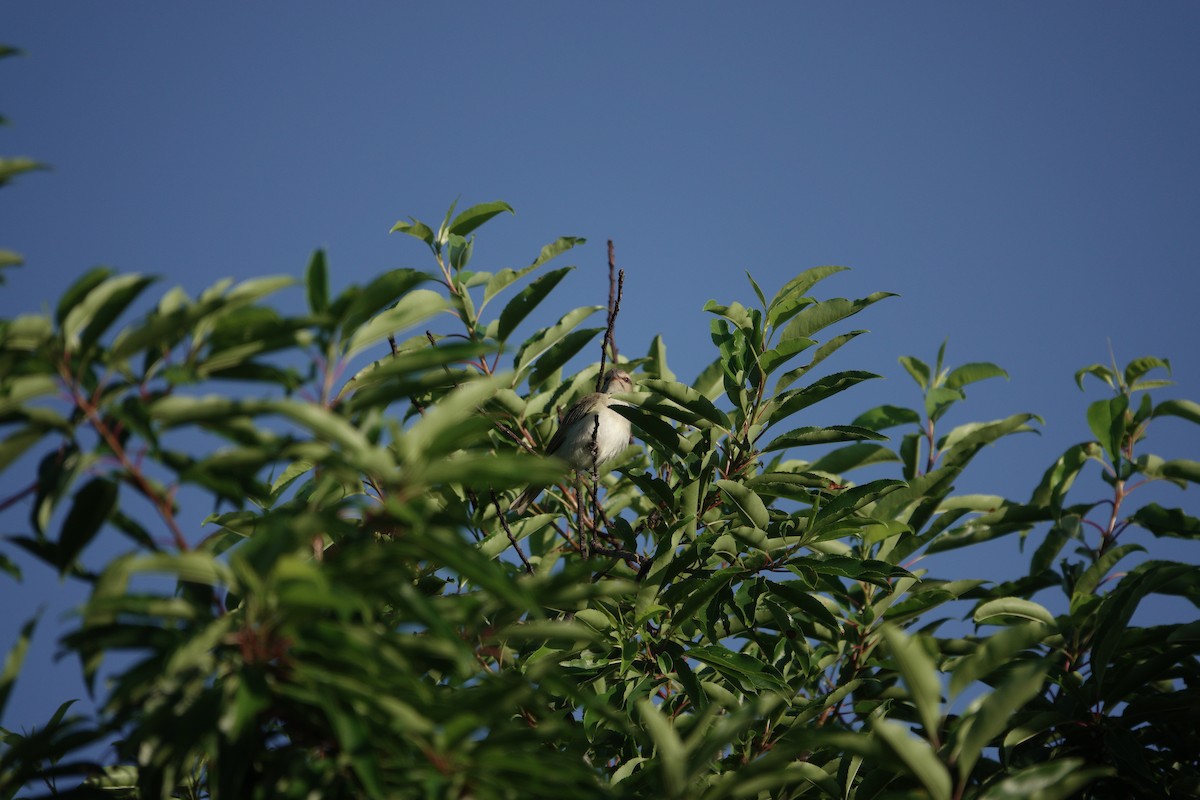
1, 199, 1197, 799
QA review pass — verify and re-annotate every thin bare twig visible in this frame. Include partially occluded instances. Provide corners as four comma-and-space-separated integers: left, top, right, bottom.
0, 480, 37, 513
597, 241, 625, 390
490, 490, 532, 573
57, 360, 189, 552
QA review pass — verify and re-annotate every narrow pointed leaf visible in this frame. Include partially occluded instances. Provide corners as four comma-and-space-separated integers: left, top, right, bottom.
58, 477, 119, 573
448, 200, 514, 237
764, 425, 886, 452
781, 292, 895, 341
714, 479, 769, 529
945, 362, 1008, 390
872, 719, 951, 800
881, 625, 942, 739
497, 266, 574, 342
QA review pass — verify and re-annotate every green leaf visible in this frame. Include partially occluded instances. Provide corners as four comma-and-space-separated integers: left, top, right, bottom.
766, 266, 849, 328
399, 374, 507, 462
714, 479, 770, 529
0, 615, 38, 720
779, 292, 896, 341
1090, 561, 1194, 686
768, 580, 840, 632
497, 266, 574, 342
644, 334, 676, 382
900, 355, 931, 392
925, 386, 964, 421
974, 597, 1055, 626
852, 404, 922, 431
763, 425, 886, 452
637, 699, 686, 796
1075, 363, 1117, 391
340, 269, 434, 337
389, 216, 435, 245
880, 625, 942, 740
483, 236, 585, 305
687, 645, 788, 693
775, 329, 866, 391
949, 621, 1053, 698
305, 249, 329, 313
939, 413, 1042, 470
766, 370, 881, 425
1072, 543, 1144, 601
62, 273, 156, 354
977, 758, 1113, 800
344, 288, 447, 359
55, 267, 114, 326
757, 337, 815, 375
746, 271, 767, 309
1129, 503, 1200, 539
815, 479, 906, 527
0, 156, 46, 185
951, 660, 1050, 783
1086, 395, 1128, 462
872, 718, 951, 800
1152, 397, 1200, 425
639, 378, 729, 429
527, 327, 604, 389
57, 477, 119, 572
514, 305, 602, 376
1029, 443, 1092, 508
0, 373, 59, 418
614, 404, 693, 462
1160, 458, 1200, 484
944, 361, 1008, 390
448, 200, 514, 237
809, 443, 901, 475
1123, 355, 1170, 388
446, 232, 474, 271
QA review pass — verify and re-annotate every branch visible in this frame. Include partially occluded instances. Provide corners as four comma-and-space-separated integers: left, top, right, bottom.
491, 490, 533, 574
597, 240, 624, 390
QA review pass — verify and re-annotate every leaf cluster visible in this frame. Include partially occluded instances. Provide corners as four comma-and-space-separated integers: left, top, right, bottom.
0, 202, 1197, 800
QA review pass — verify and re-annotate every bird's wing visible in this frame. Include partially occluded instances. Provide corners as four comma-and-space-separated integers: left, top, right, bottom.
544, 393, 599, 455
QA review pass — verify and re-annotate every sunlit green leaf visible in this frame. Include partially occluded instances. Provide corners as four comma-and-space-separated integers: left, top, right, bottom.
945, 362, 1008, 390
714, 479, 769, 529
763, 425, 886, 452
872, 718, 951, 800
974, 597, 1055, 626
514, 306, 602, 376
448, 200, 514, 237
497, 266, 574, 342
880, 624, 942, 740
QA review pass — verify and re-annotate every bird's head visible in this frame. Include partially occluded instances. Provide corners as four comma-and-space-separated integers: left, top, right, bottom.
602, 368, 634, 394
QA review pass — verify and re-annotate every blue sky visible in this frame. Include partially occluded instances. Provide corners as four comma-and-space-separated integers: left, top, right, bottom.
3, 3, 1199, 741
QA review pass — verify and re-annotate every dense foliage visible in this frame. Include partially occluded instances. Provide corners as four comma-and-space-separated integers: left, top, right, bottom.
2, 193, 1198, 800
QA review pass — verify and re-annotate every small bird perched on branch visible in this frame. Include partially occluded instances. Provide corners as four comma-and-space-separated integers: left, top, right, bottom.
510, 368, 634, 514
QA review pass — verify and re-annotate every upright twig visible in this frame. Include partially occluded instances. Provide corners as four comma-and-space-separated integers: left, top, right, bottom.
597, 240, 625, 390
491, 490, 533, 574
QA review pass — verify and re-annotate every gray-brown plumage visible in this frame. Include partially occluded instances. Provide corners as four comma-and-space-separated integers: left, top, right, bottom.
510, 368, 634, 514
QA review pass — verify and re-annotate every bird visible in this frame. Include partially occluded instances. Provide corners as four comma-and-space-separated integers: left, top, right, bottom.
510, 368, 634, 514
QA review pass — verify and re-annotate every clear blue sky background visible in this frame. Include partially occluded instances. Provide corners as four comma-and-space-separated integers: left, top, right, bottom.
3, 3, 1198, 741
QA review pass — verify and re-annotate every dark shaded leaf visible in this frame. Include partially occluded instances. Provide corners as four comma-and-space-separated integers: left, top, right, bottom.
57, 477, 119, 572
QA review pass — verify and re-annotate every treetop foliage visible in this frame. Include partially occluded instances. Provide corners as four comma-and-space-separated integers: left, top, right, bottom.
1, 193, 1198, 800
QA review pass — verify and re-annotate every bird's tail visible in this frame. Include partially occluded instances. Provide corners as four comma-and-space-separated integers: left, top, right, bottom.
509, 485, 542, 515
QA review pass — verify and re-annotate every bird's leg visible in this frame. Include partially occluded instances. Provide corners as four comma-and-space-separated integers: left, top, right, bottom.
585, 414, 603, 558
574, 473, 589, 559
